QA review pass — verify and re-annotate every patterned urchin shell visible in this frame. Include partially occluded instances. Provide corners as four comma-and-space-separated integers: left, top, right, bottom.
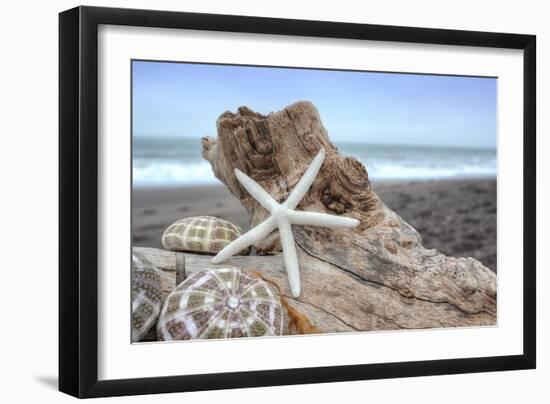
132, 253, 164, 342
157, 267, 283, 341
161, 216, 249, 255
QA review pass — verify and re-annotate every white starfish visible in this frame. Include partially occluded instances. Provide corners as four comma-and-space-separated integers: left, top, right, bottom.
211, 148, 360, 297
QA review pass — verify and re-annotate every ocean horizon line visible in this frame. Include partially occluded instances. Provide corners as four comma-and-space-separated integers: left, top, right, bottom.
133, 135, 496, 152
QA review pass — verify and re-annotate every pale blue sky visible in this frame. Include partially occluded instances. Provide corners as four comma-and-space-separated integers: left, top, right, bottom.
132, 60, 496, 149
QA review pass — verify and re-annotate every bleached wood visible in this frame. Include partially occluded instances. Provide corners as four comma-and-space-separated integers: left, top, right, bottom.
198, 101, 497, 331
133, 247, 496, 334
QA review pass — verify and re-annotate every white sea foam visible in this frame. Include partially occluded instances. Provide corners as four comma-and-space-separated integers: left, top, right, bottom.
368, 162, 496, 180
133, 160, 220, 186
132, 137, 497, 186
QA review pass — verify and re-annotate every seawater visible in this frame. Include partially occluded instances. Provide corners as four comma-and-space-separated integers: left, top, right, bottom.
133, 137, 496, 186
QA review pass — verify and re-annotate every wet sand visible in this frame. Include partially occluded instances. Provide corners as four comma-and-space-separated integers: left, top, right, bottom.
132, 179, 496, 272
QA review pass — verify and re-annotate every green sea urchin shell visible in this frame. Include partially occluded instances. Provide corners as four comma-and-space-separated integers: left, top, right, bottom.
161, 216, 248, 255
132, 253, 163, 342
157, 267, 283, 340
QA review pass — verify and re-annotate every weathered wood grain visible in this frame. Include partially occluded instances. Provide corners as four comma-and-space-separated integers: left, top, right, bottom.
134, 241, 494, 336
197, 101, 497, 331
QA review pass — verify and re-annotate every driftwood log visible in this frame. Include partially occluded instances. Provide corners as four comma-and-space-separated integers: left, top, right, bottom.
195, 101, 496, 332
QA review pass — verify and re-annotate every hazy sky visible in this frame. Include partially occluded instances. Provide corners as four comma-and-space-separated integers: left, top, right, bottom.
132, 60, 496, 148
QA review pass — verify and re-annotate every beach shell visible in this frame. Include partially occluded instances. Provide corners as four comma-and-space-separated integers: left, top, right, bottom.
132, 253, 164, 342
157, 267, 283, 340
161, 216, 249, 255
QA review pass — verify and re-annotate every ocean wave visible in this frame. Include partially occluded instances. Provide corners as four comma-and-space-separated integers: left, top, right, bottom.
133, 160, 220, 186
132, 137, 496, 185
367, 162, 496, 180
132, 158, 496, 186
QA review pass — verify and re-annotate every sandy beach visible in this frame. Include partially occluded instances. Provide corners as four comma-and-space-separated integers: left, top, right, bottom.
132, 179, 496, 272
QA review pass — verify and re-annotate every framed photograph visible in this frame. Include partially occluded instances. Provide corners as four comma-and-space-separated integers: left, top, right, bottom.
59, 6, 536, 398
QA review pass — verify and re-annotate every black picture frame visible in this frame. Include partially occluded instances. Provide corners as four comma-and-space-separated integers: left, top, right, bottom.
59, 5, 536, 398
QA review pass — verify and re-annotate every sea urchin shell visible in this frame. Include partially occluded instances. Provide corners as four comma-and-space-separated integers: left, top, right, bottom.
132, 253, 163, 342
157, 267, 283, 340
161, 216, 249, 255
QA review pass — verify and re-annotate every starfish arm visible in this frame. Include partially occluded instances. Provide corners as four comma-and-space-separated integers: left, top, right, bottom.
211, 217, 276, 264
283, 148, 326, 209
234, 169, 279, 212
287, 210, 360, 228
278, 220, 301, 297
